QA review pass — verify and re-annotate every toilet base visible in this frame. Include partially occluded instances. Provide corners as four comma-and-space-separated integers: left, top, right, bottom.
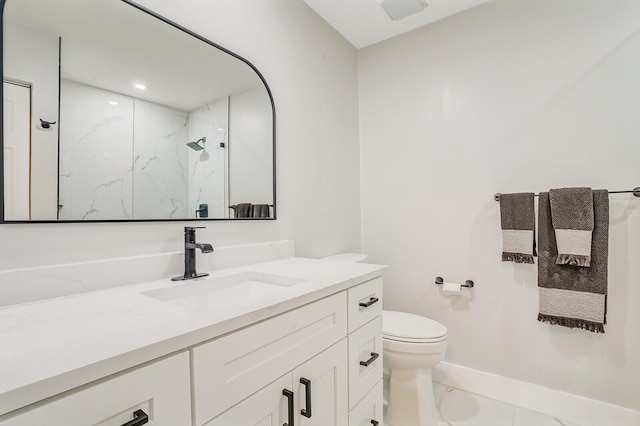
385, 368, 439, 426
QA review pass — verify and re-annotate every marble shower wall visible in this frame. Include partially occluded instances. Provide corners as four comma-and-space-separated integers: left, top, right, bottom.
133, 102, 189, 219
59, 81, 228, 220
59, 80, 134, 220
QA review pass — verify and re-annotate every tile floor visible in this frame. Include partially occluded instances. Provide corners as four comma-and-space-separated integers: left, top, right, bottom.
433, 383, 582, 426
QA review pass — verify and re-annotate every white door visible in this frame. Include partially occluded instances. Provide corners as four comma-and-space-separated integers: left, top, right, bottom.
294, 340, 349, 426
3, 81, 31, 220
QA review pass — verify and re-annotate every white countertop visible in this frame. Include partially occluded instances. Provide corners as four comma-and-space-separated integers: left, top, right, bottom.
0, 257, 385, 416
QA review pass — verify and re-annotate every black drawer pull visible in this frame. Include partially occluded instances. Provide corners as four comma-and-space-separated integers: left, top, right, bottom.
121, 409, 148, 426
359, 297, 379, 308
283, 389, 294, 426
371, 421, 380, 426
300, 377, 312, 418
359, 352, 380, 367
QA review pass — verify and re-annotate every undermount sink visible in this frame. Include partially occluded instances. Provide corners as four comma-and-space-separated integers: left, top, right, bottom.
142, 271, 306, 311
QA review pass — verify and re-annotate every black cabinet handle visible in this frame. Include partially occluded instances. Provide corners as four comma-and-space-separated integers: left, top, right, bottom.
120, 409, 148, 426
371, 421, 380, 426
359, 352, 380, 367
282, 389, 294, 426
359, 297, 379, 308
300, 377, 312, 418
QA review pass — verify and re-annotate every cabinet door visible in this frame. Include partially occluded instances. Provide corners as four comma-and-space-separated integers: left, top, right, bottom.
293, 339, 348, 426
207, 340, 348, 426
204, 374, 292, 426
0, 353, 191, 426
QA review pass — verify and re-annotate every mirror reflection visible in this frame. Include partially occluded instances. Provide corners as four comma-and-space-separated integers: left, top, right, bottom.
2, 0, 275, 221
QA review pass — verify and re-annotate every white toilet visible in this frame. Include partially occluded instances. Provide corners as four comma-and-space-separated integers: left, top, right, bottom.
383, 310, 448, 426
321, 253, 449, 426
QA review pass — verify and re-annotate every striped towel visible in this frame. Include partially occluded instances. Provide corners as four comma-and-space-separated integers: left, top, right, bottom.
499, 192, 536, 264
537, 190, 609, 333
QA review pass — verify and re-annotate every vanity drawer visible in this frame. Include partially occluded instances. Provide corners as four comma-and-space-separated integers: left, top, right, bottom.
348, 380, 383, 426
348, 277, 383, 333
0, 352, 191, 426
348, 315, 383, 410
192, 291, 347, 425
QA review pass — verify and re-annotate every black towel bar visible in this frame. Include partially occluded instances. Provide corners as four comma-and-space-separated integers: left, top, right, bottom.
494, 187, 640, 202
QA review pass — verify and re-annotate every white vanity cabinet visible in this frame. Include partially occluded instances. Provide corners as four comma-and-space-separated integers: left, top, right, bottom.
195, 277, 383, 426
0, 352, 191, 426
0, 258, 386, 426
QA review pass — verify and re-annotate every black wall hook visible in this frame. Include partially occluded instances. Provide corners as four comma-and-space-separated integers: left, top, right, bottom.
39, 119, 57, 129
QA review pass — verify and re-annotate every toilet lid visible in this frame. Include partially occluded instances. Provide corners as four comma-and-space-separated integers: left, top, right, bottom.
383, 310, 447, 342
321, 253, 368, 262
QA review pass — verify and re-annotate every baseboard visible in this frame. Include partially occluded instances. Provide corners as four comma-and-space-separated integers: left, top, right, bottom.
433, 362, 640, 426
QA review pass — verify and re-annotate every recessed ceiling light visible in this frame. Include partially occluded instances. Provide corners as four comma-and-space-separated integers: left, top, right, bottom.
108, 101, 118, 105
134, 83, 146, 90
378, 0, 429, 21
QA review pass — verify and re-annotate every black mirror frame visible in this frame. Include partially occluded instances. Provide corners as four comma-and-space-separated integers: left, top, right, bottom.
0, 0, 277, 223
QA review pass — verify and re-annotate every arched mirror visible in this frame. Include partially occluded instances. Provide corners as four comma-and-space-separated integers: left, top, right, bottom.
1, 0, 276, 222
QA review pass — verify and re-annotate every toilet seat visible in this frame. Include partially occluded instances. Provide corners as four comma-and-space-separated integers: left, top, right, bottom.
383, 310, 448, 343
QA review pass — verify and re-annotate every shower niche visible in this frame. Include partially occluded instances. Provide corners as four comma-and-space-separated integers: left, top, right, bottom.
1, 0, 275, 222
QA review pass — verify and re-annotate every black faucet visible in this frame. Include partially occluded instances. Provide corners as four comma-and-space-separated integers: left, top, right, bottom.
172, 226, 214, 281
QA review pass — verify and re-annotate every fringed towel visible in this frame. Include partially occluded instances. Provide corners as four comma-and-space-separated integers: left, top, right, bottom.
549, 187, 594, 267
537, 190, 609, 333
500, 192, 536, 264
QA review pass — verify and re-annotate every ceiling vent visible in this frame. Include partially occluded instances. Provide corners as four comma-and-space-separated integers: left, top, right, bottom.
378, 0, 430, 21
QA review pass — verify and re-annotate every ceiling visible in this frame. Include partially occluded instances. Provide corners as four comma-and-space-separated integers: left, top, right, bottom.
302, 0, 491, 48
5, 0, 261, 111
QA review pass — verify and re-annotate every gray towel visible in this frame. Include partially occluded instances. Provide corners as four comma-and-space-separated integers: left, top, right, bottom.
549, 187, 594, 267
253, 204, 270, 218
538, 190, 609, 333
499, 193, 536, 264
234, 203, 253, 218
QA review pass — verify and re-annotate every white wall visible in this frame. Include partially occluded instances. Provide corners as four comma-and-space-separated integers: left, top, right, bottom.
359, 0, 640, 411
0, 0, 360, 280
229, 86, 273, 209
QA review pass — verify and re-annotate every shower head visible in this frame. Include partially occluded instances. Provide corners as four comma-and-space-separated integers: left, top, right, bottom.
187, 137, 206, 151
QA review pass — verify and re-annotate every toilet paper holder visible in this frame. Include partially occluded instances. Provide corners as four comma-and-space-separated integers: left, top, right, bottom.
435, 276, 474, 288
